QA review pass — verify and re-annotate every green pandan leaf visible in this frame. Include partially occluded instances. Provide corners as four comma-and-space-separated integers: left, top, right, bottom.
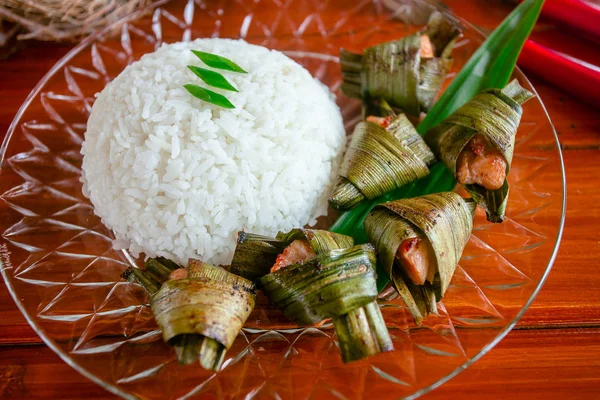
191, 50, 247, 73
187, 66, 238, 92
184, 84, 236, 109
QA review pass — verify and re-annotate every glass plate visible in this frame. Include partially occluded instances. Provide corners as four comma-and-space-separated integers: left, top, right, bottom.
0, 0, 565, 399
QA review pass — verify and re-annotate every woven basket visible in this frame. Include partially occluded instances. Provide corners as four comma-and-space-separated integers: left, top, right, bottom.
0, 0, 151, 46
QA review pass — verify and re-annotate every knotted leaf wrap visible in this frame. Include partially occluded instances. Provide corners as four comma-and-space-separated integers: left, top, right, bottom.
259, 244, 378, 324
341, 11, 461, 116
365, 192, 475, 324
259, 243, 393, 362
329, 118, 434, 211
424, 79, 534, 222
150, 261, 256, 370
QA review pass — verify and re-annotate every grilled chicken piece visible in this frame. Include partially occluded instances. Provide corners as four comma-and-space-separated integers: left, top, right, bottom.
456, 134, 507, 190
366, 115, 393, 128
169, 268, 188, 280
271, 240, 316, 273
420, 35, 435, 58
395, 237, 435, 286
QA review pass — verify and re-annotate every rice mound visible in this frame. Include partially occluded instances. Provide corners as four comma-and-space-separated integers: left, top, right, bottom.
81, 38, 346, 266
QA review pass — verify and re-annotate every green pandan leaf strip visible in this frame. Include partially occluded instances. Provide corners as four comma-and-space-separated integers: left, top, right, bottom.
188, 66, 238, 92
191, 50, 247, 73
184, 84, 235, 109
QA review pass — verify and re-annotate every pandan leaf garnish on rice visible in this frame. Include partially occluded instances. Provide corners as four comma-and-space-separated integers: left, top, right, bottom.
185, 50, 247, 108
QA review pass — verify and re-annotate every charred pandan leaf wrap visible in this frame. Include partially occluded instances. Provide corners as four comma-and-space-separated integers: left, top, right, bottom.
329, 118, 435, 211
276, 228, 355, 254
229, 232, 288, 281
340, 11, 461, 116
364, 192, 475, 324
424, 79, 534, 222
230, 229, 353, 281
122, 258, 256, 370
152, 260, 256, 370
260, 243, 393, 362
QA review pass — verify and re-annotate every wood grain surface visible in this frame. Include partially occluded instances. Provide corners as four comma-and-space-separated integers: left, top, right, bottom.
1, 0, 599, 399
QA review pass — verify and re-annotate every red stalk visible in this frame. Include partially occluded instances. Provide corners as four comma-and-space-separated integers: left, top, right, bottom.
518, 39, 600, 107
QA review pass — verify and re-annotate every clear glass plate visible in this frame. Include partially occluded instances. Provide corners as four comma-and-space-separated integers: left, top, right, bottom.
0, 0, 565, 399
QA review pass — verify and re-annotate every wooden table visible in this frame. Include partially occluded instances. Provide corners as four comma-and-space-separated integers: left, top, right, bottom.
1, 1, 599, 398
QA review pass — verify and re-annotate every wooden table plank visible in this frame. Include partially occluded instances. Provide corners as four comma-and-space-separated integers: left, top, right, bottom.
1, 328, 598, 399
426, 327, 600, 399
0, 345, 115, 400
514, 79, 600, 328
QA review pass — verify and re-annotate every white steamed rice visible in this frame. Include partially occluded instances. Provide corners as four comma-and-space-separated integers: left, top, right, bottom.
81, 38, 346, 265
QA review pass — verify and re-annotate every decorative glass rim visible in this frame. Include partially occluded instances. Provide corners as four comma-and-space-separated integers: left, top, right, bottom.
0, 1, 566, 399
